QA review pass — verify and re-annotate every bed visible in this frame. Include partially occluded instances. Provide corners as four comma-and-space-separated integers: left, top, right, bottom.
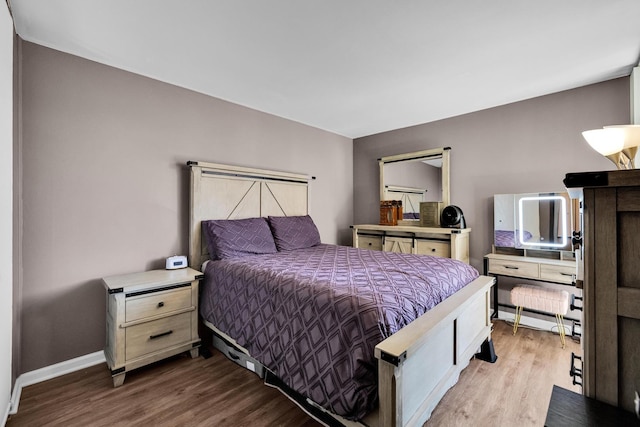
188, 161, 496, 427
494, 229, 533, 248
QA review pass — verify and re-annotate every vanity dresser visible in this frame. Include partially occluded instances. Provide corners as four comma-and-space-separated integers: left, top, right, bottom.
564, 169, 640, 414
484, 252, 577, 320
485, 191, 579, 321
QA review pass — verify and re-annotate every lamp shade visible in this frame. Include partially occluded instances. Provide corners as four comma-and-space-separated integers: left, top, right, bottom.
581, 125, 640, 170
604, 124, 640, 147
582, 125, 640, 155
581, 128, 626, 155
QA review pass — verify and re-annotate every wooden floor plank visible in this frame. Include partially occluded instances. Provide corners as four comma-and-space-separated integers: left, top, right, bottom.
7, 320, 580, 426
426, 320, 581, 427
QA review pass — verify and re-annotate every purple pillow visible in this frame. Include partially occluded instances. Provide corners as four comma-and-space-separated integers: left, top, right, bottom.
202, 217, 277, 260
267, 215, 321, 251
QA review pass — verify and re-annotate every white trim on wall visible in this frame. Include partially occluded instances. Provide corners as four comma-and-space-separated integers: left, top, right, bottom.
1, 2, 14, 426
632, 66, 639, 166
631, 66, 639, 124
9, 351, 105, 415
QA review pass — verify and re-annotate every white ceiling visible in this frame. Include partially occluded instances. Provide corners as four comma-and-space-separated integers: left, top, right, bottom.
8, 1, 640, 138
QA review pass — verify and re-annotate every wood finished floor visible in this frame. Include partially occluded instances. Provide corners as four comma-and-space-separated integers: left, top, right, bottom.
7, 320, 581, 427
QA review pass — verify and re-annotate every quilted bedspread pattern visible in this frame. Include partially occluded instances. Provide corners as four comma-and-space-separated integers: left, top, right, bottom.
200, 244, 479, 420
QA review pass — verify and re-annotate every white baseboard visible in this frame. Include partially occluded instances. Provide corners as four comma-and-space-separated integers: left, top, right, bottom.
9, 350, 105, 415
2, 401, 9, 427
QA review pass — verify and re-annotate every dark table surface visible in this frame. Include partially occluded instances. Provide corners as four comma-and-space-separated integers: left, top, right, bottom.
545, 385, 639, 426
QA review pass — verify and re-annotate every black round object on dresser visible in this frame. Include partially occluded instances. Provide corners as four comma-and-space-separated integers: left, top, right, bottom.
441, 205, 466, 228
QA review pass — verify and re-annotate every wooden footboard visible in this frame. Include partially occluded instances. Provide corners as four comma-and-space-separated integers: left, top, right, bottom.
375, 275, 495, 427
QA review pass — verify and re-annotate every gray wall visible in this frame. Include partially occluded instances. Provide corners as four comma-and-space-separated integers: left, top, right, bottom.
17, 41, 353, 373
354, 77, 630, 271
15, 37, 632, 375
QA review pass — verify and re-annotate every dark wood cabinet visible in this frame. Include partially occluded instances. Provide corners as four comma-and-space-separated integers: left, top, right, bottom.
565, 169, 640, 414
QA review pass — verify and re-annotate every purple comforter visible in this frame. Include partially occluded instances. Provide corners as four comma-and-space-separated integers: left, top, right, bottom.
200, 244, 479, 420
494, 229, 533, 248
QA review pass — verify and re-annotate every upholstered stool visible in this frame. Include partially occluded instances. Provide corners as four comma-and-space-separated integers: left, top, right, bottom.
510, 285, 570, 348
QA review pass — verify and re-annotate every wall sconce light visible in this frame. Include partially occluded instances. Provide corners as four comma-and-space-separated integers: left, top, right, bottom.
582, 125, 640, 170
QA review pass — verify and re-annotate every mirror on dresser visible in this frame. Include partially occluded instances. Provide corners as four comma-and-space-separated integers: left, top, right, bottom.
493, 191, 578, 258
353, 147, 470, 263
379, 147, 450, 223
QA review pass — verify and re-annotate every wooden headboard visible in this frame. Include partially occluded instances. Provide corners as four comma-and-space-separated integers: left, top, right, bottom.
188, 161, 311, 268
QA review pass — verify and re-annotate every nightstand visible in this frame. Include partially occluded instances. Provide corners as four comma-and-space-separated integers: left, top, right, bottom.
103, 268, 203, 387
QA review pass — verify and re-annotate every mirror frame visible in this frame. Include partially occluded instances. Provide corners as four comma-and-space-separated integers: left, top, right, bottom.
378, 147, 450, 207
493, 191, 577, 254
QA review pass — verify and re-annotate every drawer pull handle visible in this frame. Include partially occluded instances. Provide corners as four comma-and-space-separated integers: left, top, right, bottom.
150, 330, 173, 340
571, 320, 581, 338
570, 294, 583, 312
157, 302, 165, 308
431, 248, 436, 252
505, 266, 519, 270
560, 272, 574, 277
228, 351, 240, 361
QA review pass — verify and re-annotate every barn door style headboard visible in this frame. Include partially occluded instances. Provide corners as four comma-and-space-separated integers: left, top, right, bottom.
188, 161, 311, 268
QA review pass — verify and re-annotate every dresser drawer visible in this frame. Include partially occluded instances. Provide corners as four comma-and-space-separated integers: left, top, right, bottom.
540, 264, 575, 284
125, 312, 192, 360
357, 235, 383, 251
415, 240, 451, 258
126, 287, 192, 323
488, 258, 539, 279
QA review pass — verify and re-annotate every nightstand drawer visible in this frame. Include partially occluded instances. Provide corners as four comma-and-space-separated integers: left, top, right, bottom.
125, 312, 192, 360
540, 264, 575, 284
125, 287, 192, 322
488, 258, 539, 279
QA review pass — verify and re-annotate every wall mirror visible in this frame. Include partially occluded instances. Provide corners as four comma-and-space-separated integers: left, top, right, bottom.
494, 192, 578, 254
379, 147, 450, 222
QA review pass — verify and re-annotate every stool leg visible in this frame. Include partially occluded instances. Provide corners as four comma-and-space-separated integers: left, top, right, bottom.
513, 306, 522, 335
556, 314, 566, 349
